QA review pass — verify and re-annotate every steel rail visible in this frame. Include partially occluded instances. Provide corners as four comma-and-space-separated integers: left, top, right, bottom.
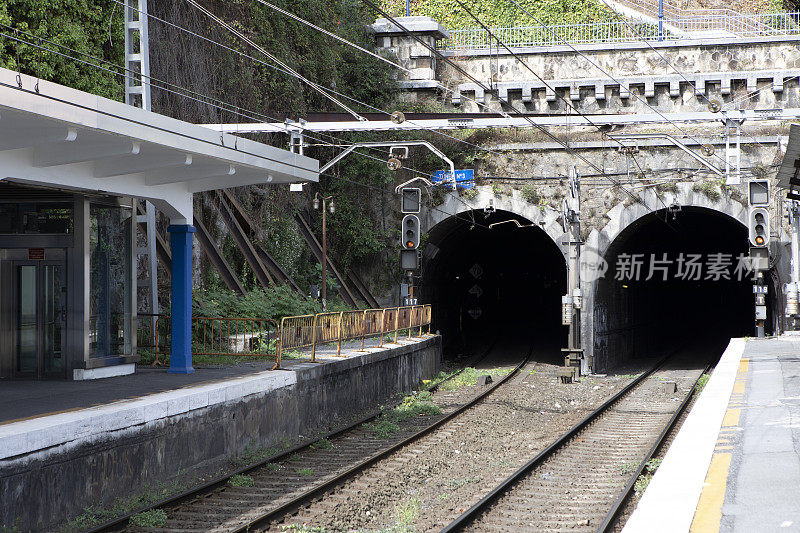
439, 352, 674, 532
597, 360, 715, 532
230, 346, 533, 533
85, 340, 502, 533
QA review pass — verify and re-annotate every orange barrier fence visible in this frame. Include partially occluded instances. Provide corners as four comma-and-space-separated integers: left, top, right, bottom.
278, 304, 432, 363
150, 305, 432, 369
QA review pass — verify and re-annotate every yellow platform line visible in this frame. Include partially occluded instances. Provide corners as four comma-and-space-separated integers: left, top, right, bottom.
690, 358, 749, 532
691, 452, 733, 532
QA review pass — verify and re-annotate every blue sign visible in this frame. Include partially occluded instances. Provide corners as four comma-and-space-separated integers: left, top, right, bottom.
431, 169, 474, 190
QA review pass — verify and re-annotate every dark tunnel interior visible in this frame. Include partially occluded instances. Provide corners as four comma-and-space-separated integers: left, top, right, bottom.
420, 210, 567, 365
593, 206, 762, 369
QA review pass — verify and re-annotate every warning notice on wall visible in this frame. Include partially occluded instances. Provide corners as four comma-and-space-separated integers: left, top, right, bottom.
28, 248, 45, 260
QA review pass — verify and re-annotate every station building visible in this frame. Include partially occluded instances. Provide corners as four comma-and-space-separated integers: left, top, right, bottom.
0, 67, 318, 380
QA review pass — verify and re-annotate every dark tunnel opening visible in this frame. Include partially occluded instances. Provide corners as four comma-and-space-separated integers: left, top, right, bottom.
593, 207, 764, 370
421, 210, 567, 364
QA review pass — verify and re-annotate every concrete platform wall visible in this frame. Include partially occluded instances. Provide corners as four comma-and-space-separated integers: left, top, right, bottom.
0, 337, 441, 531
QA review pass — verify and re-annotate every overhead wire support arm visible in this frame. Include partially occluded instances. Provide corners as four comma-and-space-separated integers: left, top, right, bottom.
609, 133, 724, 176
320, 141, 457, 190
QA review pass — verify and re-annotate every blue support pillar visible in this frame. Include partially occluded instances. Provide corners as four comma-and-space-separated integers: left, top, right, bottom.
167, 224, 196, 374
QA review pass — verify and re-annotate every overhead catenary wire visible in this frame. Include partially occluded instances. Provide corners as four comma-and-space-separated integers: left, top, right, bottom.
182, 0, 366, 121
0, 27, 483, 201
113, 0, 601, 183
357, 0, 648, 207
589, 0, 780, 155
138, 0, 600, 183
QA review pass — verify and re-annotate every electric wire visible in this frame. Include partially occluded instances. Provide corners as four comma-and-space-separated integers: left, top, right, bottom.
357, 0, 647, 207
113, 0, 600, 183
591, 0, 780, 155
182, 0, 365, 121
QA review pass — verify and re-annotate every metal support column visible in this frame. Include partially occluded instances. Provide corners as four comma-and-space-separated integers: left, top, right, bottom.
725, 119, 742, 185
787, 202, 800, 329
167, 224, 195, 374
126, 0, 160, 325
562, 167, 584, 374
124, 0, 152, 110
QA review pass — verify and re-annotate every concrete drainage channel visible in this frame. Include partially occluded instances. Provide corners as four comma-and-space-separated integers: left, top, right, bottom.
88, 347, 674, 532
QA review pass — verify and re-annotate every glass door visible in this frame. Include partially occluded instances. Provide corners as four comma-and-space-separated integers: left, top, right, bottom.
14, 261, 66, 378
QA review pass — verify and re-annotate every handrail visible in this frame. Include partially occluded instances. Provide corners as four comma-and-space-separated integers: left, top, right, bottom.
278, 305, 433, 363
151, 305, 433, 370
438, 12, 800, 51
154, 316, 279, 367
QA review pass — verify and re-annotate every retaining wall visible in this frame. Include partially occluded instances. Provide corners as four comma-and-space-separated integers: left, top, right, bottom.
0, 337, 441, 530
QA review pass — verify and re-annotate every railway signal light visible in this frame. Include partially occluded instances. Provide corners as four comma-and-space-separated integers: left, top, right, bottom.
749, 207, 770, 247
749, 179, 769, 206
402, 214, 420, 250
401, 187, 421, 214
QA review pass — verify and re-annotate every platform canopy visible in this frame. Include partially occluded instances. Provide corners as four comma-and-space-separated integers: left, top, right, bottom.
777, 123, 800, 192
0, 68, 318, 223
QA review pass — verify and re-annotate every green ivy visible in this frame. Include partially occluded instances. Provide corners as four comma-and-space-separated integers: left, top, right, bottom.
379, 0, 615, 32
0, 0, 124, 99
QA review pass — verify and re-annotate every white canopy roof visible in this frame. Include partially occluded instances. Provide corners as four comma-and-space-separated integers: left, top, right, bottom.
0, 68, 318, 222
777, 123, 800, 191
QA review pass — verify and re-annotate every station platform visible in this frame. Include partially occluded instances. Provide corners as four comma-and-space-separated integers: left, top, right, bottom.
0, 335, 440, 531
623, 336, 800, 532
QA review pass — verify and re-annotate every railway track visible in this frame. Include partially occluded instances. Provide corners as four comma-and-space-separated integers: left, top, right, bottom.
88, 340, 519, 533
441, 351, 710, 532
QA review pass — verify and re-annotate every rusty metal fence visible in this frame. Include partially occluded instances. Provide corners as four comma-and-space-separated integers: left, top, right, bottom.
154, 316, 279, 366
148, 305, 431, 369
278, 304, 432, 363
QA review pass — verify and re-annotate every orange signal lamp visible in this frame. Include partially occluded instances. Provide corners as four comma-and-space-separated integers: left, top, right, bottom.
755, 235, 765, 245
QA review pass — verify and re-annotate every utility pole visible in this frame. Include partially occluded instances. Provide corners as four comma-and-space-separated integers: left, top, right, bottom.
562, 167, 584, 374
787, 201, 800, 329
125, 0, 160, 328
314, 193, 334, 311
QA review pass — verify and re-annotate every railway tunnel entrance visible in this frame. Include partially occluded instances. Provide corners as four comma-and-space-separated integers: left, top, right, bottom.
420, 209, 567, 364
592, 206, 762, 370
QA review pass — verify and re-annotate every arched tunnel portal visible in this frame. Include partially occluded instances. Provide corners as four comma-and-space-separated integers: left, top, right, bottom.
591, 206, 768, 370
420, 209, 567, 364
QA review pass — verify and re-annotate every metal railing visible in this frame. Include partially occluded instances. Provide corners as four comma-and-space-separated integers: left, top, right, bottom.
278, 304, 432, 363
438, 12, 800, 51
154, 316, 279, 366
147, 304, 432, 369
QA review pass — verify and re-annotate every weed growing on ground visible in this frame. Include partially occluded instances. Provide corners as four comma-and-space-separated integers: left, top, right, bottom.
391, 496, 420, 532
265, 463, 281, 472
619, 461, 639, 476
64, 477, 191, 531
695, 373, 710, 393
368, 419, 401, 438
310, 438, 333, 450
366, 390, 442, 438
297, 468, 314, 476
633, 458, 663, 497
228, 474, 255, 487
129, 509, 167, 528
438, 367, 512, 391
281, 525, 327, 532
